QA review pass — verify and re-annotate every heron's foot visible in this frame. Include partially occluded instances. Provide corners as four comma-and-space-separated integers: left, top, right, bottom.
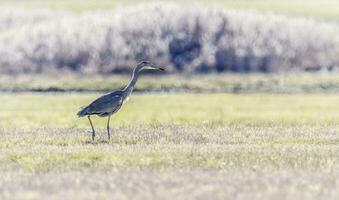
107, 129, 111, 142
88, 130, 95, 141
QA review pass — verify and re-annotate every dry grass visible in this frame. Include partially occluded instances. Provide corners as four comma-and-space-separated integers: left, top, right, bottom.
0, 125, 338, 171
0, 125, 338, 199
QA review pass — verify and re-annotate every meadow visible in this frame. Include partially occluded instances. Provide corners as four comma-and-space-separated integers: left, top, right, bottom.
0, 93, 338, 199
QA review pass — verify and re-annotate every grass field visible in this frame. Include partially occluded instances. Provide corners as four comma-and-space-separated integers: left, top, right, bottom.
1, 0, 339, 19
0, 92, 338, 199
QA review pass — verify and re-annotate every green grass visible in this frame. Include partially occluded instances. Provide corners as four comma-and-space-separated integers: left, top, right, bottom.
1, 0, 339, 19
1, 93, 339, 128
0, 92, 338, 199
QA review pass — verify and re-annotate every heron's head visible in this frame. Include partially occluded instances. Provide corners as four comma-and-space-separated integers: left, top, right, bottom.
137, 61, 165, 71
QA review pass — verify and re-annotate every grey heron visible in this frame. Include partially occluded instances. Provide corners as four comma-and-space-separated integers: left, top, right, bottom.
77, 61, 164, 140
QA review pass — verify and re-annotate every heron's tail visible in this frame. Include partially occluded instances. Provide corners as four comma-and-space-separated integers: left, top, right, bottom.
77, 106, 89, 117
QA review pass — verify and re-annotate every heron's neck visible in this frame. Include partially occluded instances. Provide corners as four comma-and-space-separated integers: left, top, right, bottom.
124, 67, 140, 94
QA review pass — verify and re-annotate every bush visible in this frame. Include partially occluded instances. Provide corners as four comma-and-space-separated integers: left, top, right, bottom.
0, 3, 338, 74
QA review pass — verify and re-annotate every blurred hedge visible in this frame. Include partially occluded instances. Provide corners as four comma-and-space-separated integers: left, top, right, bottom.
0, 3, 338, 74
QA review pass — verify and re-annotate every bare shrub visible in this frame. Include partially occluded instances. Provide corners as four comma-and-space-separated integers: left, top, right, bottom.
0, 3, 338, 74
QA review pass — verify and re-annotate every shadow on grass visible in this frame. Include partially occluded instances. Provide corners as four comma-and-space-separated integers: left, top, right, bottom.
83, 140, 111, 145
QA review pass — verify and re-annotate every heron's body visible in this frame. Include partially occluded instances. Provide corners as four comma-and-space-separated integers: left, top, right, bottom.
77, 90, 124, 117
77, 61, 164, 140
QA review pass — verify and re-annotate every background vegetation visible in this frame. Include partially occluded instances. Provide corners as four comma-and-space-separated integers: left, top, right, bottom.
3, 73, 339, 93
0, 2, 338, 74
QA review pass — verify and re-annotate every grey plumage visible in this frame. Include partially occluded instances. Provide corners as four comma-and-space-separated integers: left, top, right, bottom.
77, 61, 164, 140
77, 90, 123, 117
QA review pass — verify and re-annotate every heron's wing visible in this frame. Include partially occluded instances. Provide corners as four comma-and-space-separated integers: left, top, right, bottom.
86, 90, 124, 114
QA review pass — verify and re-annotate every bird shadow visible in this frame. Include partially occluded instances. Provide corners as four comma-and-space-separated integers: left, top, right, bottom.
83, 140, 111, 145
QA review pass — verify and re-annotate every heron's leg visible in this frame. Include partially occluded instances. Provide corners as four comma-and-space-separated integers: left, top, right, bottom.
107, 115, 111, 141
87, 115, 95, 140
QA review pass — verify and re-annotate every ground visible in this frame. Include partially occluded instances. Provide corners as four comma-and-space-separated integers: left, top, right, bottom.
0, 93, 338, 199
